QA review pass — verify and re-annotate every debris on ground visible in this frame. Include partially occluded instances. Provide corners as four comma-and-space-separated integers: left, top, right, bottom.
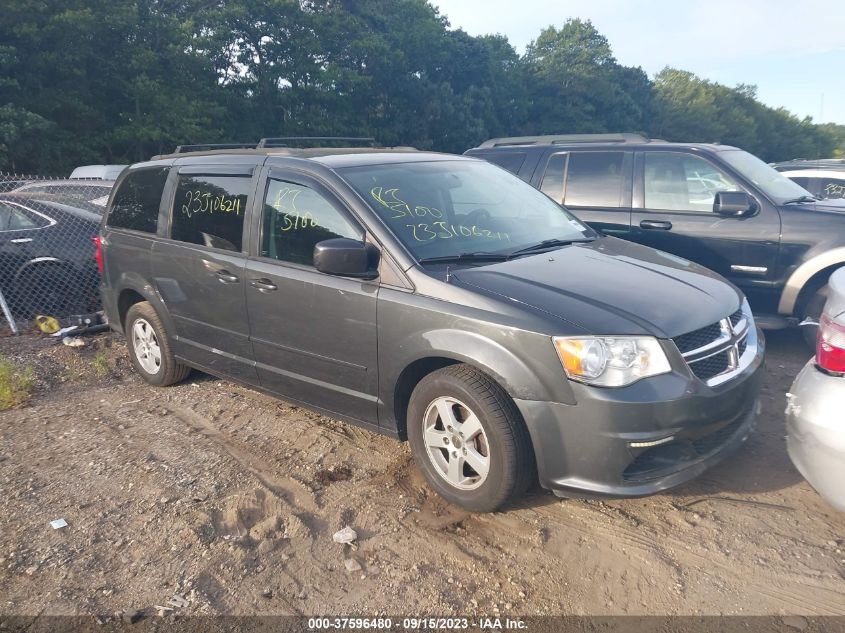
344, 558, 362, 573
62, 337, 85, 348
332, 526, 357, 545
167, 594, 189, 608
35, 316, 60, 335
49, 518, 68, 529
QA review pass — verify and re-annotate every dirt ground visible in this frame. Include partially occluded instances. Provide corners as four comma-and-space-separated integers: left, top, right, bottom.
0, 329, 844, 620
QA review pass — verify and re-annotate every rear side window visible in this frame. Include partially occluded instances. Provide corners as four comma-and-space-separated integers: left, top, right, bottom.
9, 207, 42, 230
170, 174, 251, 252
477, 152, 527, 175
540, 153, 567, 202
107, 168, 168, 233
564, 152, 625, 208
788, 176, 811, 190
821, 178, 845, 199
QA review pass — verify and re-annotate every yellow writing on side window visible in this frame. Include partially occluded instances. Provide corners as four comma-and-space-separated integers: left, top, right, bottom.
181, 190, 242, 217
271, 186, 318, 231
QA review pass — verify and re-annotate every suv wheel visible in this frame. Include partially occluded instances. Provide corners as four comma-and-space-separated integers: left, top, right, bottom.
407, 364, 535, 512
125, 301, 190, 386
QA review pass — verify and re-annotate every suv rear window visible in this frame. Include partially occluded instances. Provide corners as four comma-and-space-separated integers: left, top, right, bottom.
170, 174, 251, 252
477, 152, 527, 175
107, 168, 168, 233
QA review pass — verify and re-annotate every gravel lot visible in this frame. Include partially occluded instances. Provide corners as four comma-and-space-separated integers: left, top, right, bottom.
0, 329, 843, 620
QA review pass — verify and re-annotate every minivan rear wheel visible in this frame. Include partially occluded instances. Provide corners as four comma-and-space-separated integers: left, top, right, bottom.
407, 364, 535, 512
125, 301, 190, 386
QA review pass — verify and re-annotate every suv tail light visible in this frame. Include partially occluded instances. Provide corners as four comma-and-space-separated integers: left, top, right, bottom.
93, 236, 104, 274
816, 313, 845, 374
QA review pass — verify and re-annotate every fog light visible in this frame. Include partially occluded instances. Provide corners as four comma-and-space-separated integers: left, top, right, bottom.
629, 436, 675, 449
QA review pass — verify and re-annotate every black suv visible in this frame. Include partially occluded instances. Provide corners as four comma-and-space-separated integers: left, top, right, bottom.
466, 134, 845, 344
99, 139, 764, 511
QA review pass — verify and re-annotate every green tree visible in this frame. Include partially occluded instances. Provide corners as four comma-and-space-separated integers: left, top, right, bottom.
523, 18, 652, 135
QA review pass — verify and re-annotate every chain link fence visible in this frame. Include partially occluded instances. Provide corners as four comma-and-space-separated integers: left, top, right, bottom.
0, 171, 114, 335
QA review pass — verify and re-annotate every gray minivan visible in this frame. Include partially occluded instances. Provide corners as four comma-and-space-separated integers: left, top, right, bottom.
98, 143, 765, 511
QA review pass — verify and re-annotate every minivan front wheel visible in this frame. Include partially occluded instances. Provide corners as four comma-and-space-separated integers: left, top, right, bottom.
407, 364, 535, 512
125, 301, 190, 387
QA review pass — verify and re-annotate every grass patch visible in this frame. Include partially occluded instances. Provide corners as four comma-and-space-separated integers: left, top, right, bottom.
0, 356, 35, 410
91, 352, 109, 378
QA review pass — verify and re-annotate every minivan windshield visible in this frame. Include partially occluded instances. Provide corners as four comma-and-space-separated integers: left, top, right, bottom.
339, 160, 595, 261
721, 149, 814, 203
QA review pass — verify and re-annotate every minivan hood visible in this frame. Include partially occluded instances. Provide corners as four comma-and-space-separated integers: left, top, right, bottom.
452, 237, 741, 338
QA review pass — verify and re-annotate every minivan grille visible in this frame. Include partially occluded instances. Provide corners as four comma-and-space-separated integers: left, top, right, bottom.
672, 306, 753, 386
689, 350, 731, 381
673, 322, 723, 355
728, 308, 743, 328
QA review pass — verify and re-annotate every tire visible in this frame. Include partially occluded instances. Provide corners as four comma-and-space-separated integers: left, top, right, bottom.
125, 301, 190, 387
800, 285, 828, 350
407, 364, 535, 512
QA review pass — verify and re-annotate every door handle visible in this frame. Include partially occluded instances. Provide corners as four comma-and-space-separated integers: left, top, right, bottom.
215, 269, 240, 283
249, 278, 278, 292
640, 220, 673, 231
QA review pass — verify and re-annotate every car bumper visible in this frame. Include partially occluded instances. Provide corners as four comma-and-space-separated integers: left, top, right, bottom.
514, 330, 765, 498
786, 359, 845, 512
99, 284, 121, 333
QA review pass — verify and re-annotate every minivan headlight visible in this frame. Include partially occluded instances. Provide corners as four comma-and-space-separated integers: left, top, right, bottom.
552, 336, 672, 387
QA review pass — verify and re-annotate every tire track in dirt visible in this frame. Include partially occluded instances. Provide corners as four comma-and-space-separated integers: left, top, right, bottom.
169, 404, 320, 517
526, 501, 845, 615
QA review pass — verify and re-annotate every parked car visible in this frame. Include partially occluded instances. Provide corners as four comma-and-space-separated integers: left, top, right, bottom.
0, 196, 101, 317
465, 134, 845, 347
69, 164, 127, 180
99, 140, 764, 512
786, 267, 845, 511
5, 179, 115, 214
772, 158, 845, 172
777, 168, 845, 201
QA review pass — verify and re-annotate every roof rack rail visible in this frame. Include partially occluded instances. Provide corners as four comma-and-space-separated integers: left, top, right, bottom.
172, 137, 380, 154
258, 137, 377, 148
477, 133, 649, 149
174, 143, 259, 153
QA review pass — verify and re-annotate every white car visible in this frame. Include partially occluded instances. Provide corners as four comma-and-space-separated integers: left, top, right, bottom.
779, 168, 845, 201
68, 164, 127, 180
786, 267, 845, 511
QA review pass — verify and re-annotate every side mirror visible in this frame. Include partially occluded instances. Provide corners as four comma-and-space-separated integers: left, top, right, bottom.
714, 191, 759, 217
313, 238, 379, 279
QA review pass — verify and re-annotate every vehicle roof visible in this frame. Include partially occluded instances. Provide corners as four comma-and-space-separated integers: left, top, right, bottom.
779, 169, 845, 179
0, 195, 102, 221
469, 141, 741, 153
469, 134, 740, 153
13, 179, 115, 189
144, 147, 473, 169
773, 159, 845, 170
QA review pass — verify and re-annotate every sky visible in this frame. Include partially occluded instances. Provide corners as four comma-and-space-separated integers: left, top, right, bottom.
430, 0, 845, 125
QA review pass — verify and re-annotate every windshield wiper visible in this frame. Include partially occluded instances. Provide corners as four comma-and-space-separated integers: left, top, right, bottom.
418, 251, 509, 264
507, 237, 595, 259
783, 195, 821, 204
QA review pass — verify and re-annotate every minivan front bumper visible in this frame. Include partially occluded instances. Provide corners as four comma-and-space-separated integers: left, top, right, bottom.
514, 329, 765, 498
